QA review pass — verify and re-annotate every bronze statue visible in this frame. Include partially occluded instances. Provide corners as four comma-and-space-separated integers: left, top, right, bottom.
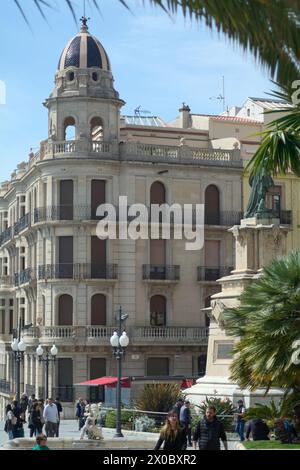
244, 166, 275, 219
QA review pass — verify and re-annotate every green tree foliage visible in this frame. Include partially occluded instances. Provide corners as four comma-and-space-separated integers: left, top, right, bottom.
224, 251, 300, 392
135, 383, 182, 412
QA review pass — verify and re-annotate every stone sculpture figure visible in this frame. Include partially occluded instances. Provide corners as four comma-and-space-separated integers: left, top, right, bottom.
244, 165, 275, 219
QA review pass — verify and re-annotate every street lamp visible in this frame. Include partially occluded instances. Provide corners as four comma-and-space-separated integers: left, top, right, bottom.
36, 344, 58, 399
110, 307, 129, 438
11, 319, 32, 402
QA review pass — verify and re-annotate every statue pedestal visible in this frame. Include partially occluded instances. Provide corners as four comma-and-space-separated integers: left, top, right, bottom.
185, 217, 290, 407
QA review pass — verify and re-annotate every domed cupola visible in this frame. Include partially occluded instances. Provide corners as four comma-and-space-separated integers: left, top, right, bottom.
45, 17, 124, 144
58, 17, 111, 72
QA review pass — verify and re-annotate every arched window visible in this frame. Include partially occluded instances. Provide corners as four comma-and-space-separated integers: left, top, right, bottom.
205, 185, 220, 225
90, 117, 104, 142
150, 181, 166, 205
150, 295, 166, 327
64, 117, 76, 141
91, 294, 106, 325
58, 294, 73, 326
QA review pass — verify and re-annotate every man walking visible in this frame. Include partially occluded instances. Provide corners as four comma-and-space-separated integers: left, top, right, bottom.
193, 405, 228, 450
235, 399, 246, 442
43, 398, 59, 437
54, 397, 63, 437
172, 398, 184, 420
179, 400, 192, 448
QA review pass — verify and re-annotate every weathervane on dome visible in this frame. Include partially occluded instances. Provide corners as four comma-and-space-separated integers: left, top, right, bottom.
80, 0, 90, 32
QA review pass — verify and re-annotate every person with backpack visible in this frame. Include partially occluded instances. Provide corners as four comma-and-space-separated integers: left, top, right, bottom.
11, 400, 24, 438
246, 418, 270, 441
4, 404, 16, 440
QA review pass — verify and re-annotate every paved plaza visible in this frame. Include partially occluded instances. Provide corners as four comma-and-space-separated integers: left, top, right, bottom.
0, 420, 238, 450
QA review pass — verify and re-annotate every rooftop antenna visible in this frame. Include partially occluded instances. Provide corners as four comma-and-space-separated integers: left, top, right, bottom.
209, 76, 226, 113
134, 105, 152, 117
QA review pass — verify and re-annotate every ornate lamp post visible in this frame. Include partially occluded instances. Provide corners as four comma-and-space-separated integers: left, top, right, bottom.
36, 344, 58, 399
11, 318, 32, 402
110, 307, 129, 438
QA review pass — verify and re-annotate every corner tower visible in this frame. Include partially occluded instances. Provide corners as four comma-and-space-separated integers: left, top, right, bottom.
44, 17, 125, 145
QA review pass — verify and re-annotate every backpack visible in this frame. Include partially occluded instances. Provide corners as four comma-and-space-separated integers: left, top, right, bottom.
4, 419, 13, 433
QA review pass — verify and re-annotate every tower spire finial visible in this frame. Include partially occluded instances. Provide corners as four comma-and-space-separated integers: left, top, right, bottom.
80, 0, 90, 32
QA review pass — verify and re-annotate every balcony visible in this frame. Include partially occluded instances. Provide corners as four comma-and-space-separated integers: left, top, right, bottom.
41, 140, 116, 160
197, 266, 233, 282
0, 227, 12, 246
52, 386, 74, 402
0, 275, 14, 288
0, 379, 12, 394
13, 213, 30, 236
205, 211, 243, 226
38, 263, 118, 281
15, 268, 36, 286
34, 205, 103, 223
143, 265, 180, 281
132, 327, 208, 345
120, 142, 242, 168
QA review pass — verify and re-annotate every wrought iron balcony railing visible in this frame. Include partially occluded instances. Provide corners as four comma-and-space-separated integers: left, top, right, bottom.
33, 205, 106, 223
197, 266, 233, 281
0, 379, 12, 394
13, 213, 30, 235
0, 227, 12, 246
15, 268, 36, 286
143, 265, 180, 281
38, 263, 118, 281
205, 211, 243, 226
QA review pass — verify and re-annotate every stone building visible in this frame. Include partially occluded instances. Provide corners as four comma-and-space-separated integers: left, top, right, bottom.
0, 20, 245, 416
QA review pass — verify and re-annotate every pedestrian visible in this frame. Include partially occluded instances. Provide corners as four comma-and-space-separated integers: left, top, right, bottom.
154, 411, 186, 451
28, 402, 43, 437
76, 398, 86, 430
11, 400, 24, 438
179, 400, 192, 448
193, 405, 228, 450
235, 399, 246, 442
4, 404, 16, 440
54, 397, 63, 437
246, 418, 270, 441
172, 398, 184, 420
32, 434, 51, 451
27, 394, 36, 419
43, 398, 59, 437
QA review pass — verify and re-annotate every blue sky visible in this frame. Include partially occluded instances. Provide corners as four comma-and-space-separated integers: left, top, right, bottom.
0, 0, 272, 182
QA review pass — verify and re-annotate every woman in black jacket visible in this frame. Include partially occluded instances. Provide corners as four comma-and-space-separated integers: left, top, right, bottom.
154, 411, 186, 451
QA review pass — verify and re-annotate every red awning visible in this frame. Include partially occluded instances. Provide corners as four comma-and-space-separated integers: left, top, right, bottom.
181, 379, 194, 389
75, 377, 131, 388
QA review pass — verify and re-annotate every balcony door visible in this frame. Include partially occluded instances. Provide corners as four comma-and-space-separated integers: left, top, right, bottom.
91, 180, 106, 220
56, 358, 73, 402
150, 295, 166, 327
58, 294, 73, 326
205, 185, 220, 225
91, 294, 106, 325
59, 180, 73, 220
89, 358, 106, 402
59, 236, 73, 278
150, 239, 166, 279
91, 237, 106, 278
204, 240, 220, 281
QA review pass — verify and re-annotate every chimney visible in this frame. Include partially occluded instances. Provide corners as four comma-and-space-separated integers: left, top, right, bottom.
179, 103, 191, 129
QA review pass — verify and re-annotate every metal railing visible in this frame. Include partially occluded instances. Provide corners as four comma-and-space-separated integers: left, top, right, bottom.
13, 213, 30, 235
143, 265, 180, 281
38, 263, 118, 280
205, 211, 243, 226
0, 379, 12, 394
197, 266, 233, 281
52, 386, 74, 402
0, 227, 12, 246
15, 268, 35, 286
